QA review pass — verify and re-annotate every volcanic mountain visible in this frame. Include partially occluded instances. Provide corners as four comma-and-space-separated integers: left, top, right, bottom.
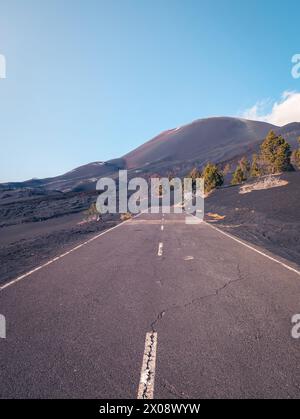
2, 117, 300, 191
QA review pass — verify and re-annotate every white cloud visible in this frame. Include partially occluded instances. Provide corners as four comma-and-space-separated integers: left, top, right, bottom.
242, 91, 300, 126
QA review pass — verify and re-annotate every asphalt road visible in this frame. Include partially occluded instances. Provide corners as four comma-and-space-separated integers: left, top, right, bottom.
1, 212, 300, 399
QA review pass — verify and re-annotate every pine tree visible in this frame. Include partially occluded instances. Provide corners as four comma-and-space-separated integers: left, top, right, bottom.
222, 163, 231, 175
250, 154, 261, 177
189, 167, 201, 180
188, 168, 202, 193
231, 165, 246, 185
260, 130, 292, 174
202, 162, 224, 194
291, 137, 300, 169
239, 156, 250, 178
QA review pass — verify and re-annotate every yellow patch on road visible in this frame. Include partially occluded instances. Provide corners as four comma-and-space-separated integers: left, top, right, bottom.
206, 212, 226, 221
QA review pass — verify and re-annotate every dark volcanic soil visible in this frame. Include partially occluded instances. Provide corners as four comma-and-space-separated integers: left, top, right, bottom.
205, 171, 300, 266
0, 189, 120, 285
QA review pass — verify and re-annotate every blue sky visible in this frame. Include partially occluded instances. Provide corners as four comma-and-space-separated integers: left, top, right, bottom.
0, 0, 299, 182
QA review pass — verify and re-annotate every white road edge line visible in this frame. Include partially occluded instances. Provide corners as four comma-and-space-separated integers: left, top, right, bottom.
0, 212, 144, 293
206, 221, 300, 277
137, 332, 158, 399
158, 242, 163, 256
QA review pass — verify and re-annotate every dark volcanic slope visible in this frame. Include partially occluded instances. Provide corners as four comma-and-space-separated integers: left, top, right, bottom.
123, 117, 277, 169
0, 185, 121, 284
206, 171, 300, 266
0, 160, 124, 193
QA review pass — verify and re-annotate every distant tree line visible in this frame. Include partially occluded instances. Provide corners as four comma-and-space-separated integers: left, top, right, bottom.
188, 131, 300, 194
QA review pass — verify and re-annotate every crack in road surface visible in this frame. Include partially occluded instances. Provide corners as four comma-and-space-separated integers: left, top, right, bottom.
142, 266, 244, 399
150, 264, 244, 330
161, 378, 190, 399
183, 264, 244, 309
151, 311, 166, 331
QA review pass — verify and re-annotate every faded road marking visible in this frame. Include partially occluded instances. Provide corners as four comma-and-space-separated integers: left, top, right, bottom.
184, 256, 194, 261
206, 222, 300, 277
158, 242, 163, 256
185, 215, 203, 224
137, 332, 158, 399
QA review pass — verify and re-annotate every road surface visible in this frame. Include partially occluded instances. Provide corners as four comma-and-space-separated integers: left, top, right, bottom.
1, 212, 300, 399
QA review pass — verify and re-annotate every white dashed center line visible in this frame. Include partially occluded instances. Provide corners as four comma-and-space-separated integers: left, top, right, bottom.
137, 332, 158, 399
157, 242, 163, 256
161, 225, 164, 231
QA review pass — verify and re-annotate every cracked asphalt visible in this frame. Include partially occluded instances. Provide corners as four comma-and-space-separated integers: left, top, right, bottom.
1, 212, 300, 398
